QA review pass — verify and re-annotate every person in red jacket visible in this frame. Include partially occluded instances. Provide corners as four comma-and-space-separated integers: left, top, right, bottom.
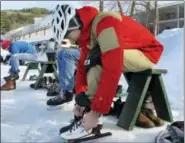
51, 4, 164, 140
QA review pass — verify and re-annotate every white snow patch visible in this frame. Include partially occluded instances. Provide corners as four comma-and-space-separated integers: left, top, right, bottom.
155, 28, 184, 111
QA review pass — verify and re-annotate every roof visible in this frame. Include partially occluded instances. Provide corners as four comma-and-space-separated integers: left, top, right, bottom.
158, 1, 184, 8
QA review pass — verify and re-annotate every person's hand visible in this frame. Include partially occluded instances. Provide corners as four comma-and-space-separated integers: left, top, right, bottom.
61, 39, 72, 49
82, 110, 99, 130
73, 104, 85, 117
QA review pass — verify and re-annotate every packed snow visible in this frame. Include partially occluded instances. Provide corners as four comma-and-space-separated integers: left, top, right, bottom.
1, 28, 184, 142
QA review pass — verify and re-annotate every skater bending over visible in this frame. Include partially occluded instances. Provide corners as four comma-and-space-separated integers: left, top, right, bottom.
1, 40, 37, 90
51, 4, 164, 140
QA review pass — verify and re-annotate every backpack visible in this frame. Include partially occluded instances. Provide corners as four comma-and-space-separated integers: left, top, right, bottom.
156, 121, 184, 143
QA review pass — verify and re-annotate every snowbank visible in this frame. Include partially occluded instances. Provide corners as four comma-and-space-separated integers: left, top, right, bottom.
155, 28, 184, 110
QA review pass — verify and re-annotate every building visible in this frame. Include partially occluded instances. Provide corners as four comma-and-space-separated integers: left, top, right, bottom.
156, 1, 184, 33
134, 1, 184, 34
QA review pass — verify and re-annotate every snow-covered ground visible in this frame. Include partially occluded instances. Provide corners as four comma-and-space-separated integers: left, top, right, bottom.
1, 28, 184, 142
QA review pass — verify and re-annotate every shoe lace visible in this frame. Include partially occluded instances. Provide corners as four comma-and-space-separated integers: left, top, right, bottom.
50, 83, 59, 92
69, 120, 82, 133
50, 90, 66, 101
50, 95, 62, 101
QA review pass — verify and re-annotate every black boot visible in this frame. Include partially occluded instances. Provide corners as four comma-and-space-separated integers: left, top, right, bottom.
41, 77, 47, 88
59, 116, 82, 134
46, 83, 60, 96
47, 90, 73, 106
4, 73, 19, 81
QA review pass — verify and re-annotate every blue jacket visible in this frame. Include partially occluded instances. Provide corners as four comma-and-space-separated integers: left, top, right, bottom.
9, 41, 36, 54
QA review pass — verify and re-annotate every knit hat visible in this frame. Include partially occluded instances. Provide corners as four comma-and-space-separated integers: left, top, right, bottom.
2, 40, 11, 49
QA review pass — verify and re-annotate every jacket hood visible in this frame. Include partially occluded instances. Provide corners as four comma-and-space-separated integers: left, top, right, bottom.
76, 6, 99, 44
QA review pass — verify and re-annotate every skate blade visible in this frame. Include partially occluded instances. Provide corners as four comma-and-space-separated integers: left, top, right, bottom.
61, 133, 91, 143
46, 104, 64, 111
64, 132, 112, 143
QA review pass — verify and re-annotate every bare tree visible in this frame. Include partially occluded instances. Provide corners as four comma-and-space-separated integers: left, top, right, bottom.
130, 0, 136, 17
99, 0, 104, 11
116, 0, 123, 14
145, 1, 151, 28
153, 1, 159, 35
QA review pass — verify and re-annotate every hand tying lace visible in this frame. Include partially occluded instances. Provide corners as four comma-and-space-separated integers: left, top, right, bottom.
82, 110, 99, 130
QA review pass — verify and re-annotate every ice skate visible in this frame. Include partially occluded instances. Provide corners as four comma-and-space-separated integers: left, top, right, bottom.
46, 90, 73, 110
46, 83, 60, 97
4, 73, 19, 81
60, 119, 111, 142
60, 93, 112, 142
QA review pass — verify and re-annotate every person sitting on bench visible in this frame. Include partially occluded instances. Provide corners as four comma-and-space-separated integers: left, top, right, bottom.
1, 40, 37, 90
46, 39, 80, 107
51, 4, 164, 139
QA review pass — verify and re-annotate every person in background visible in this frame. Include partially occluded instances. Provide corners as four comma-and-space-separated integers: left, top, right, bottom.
46, 38, 56, 52
46, 38, 80, 108
0, 40, 37, 90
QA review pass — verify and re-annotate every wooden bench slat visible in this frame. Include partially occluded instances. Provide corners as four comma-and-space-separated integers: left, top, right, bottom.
138, 69, 167, 74
28, 61, 56, 64
124, 69, 167, 75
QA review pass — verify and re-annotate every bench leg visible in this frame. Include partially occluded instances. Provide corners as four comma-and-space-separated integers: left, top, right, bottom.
34, 64, 48, 90
22, 65, 30, 81
117, 74, 152, 131
123, 72, 133, 84
150, 75, 173, 122
52, 64, 58, 81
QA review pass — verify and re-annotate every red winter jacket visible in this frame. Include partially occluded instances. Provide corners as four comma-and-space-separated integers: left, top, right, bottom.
75, 6, 163, 114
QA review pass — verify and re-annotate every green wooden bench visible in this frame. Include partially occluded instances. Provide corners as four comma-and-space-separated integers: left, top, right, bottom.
22, 62, 40, 81
22, 60, 58, 90
117, 69, 173, 131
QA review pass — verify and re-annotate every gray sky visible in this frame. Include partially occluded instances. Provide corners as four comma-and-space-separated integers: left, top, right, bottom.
1, 1, 178, 10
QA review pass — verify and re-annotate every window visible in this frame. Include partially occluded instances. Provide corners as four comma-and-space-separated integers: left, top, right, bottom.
159, 6, 178, 21
158, 21, 178, 33
179, 20, 184, 28
179, 5, 184, 18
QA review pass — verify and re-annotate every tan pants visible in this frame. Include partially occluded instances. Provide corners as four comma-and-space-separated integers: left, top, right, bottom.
85, 49, 155, 100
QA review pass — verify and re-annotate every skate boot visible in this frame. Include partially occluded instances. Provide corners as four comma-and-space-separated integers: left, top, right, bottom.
59, 115, 83, 134
4, 73, 19, 81
0, 80, 16, 91
41, 76, 47, 88
46, 90, 73, 109
60, 112, 112, 142
60, 93, 112, 141
46, 83, 60, 96
45, 76, 54, 89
